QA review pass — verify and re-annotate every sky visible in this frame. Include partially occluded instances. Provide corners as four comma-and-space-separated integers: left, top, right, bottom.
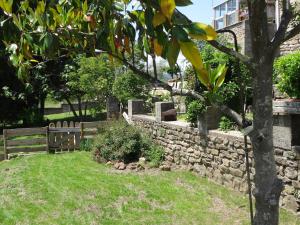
179, 0, 214, 25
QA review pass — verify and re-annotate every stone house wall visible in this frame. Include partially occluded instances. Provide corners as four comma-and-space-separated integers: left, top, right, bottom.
280, 34, 300, 55
131, 115, 300, 214
221, 20, 251, 55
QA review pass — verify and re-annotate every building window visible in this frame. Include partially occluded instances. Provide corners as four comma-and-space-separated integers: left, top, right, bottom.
215, 3, 226, 18
227, 0, 236, 12
215, 18, 224, 30
213, 0, 240, 29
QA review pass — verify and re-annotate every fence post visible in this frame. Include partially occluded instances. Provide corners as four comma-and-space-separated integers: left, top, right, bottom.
80, 122, 84, 140
46, 126, 49, 153
3, 129, 7, 160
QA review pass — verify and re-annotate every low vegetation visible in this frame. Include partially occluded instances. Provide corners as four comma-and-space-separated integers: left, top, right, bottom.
0, 152, 298, 225
274, 51, 300, 99
218, 116, 237, 132
93, 121, 164, 166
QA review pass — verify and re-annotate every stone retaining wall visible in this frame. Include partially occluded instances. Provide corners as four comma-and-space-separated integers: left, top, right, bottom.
132, 115, 300, 214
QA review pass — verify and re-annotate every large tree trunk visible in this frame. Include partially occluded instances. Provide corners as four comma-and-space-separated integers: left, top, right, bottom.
251, 61, 283, 225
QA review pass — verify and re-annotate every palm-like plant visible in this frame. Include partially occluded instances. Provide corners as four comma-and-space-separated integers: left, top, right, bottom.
197, 63, 228, 93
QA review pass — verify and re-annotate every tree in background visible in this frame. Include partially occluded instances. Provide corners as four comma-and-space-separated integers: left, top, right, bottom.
112, 70, 150, 108
52, 55, 115, 120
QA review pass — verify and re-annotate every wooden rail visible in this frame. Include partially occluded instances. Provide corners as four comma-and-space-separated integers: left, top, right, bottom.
3, 127, 48, 160
0, 121, 105, 161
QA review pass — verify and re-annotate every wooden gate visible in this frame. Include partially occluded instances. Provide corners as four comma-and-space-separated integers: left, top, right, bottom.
48, 121, 81, 152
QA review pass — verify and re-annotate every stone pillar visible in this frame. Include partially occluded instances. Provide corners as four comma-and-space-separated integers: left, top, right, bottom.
273, 100, 300, 148
155, 102, 176, 122
106, 96, 120, 119
128, 100, 145, 118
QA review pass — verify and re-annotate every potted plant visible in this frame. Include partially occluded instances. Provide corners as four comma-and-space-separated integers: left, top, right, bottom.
186, 63, 228, 133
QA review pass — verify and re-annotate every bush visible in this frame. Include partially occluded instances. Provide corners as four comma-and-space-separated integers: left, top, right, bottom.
219, 116, 236, 132
93, 121, 164, 166
186, 100, 207, 127
80, 139, 94, 152
142, 138, 164, 167
274, 51, 300, 98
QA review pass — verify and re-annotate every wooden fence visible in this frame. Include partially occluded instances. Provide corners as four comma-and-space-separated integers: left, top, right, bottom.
3, 127, 48, 160
0, 121, 106, 160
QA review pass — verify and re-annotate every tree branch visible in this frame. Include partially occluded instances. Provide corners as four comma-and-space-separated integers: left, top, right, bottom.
272, 6, 293, 49
103, 50, 245, 129
208, 40, 253, 68
282, 23, 300, 43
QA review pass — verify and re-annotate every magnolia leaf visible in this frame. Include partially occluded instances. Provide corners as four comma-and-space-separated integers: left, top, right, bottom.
196, 68, 210, 88
153, 12, 166, 27
0, 0, 13, 15
179, 40, 203, 70
160, 0, 176, 21
154, 39, 163, 56
166, 39, 180, 68
187, 22, 217, 41
145, 7, 154, 35
215, 66, 228, 90
172, 26, 189, 42
175, 0, 193, 6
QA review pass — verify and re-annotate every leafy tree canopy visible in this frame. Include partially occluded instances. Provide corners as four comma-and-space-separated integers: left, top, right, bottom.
0, 0, 217, 89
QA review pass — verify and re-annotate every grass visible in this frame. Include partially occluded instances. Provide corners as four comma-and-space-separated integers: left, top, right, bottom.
44, 111, 106, 122
45, 98, 61, 108
0, 152, 298, 225
177, 113, 188, 122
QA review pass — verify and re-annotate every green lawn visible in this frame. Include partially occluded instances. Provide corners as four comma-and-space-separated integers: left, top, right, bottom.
0, 152, 298, 225
45, 111, 106, 122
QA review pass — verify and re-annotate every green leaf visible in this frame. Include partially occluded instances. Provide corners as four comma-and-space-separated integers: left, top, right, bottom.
166, 39, 180, 68
82, 0, 88, 14
152, 12, 166, 27
175, 0, 193, 6
172, 26, 189, 42
36, 1, 45, 16
196, 68, 210, 88
0, 0, 13, 15
215, 66, 228, 90
145, 8, 154, 36
186, 22, 217, 41
179, 40, 203, 70
160, 0, 176, 20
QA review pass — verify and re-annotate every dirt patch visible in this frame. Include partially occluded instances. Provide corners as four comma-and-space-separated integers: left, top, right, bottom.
175, 178, 195, 191
209, 197, 247, 225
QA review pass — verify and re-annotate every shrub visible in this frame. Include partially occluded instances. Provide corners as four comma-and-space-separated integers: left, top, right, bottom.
186, 100, 207, 127
80, 139, 93, 152
142, 137, 164, 167
219, 116, 236, 132
93, 121, 164, 166
274, 51, 300, 98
